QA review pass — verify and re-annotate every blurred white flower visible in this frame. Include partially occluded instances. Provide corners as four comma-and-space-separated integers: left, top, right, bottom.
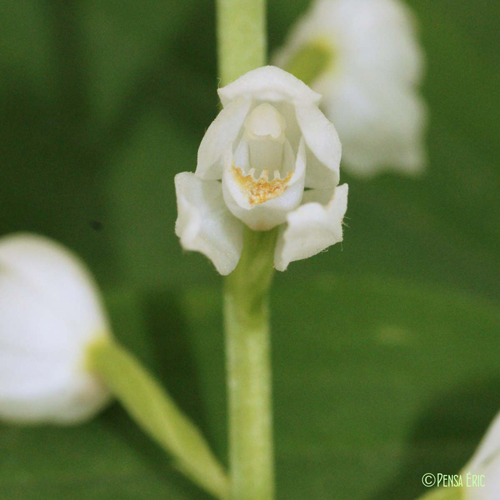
461, 412, 500, 499
175, 65, 348, 275
0, 234, 111, 425
274, 0, 427, 177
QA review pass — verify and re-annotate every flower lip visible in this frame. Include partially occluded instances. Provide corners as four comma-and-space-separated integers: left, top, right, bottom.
225, 135, 306, 212
231, 166, 293, 207
221, 138, 307, 231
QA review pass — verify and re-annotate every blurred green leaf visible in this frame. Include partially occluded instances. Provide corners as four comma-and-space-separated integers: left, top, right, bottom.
1, 276, 499, 499
83, 0, 212, 122
0, 1, 55, 93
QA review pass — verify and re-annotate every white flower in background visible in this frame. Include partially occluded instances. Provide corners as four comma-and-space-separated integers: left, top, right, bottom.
175, 65, 348, 275
274, 0, 427, 177
461, 412, 500, 499
0, 234, 111, 425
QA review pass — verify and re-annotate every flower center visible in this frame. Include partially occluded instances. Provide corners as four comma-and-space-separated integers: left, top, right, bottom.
231, 103, 296, 206
232, 167, 293, 206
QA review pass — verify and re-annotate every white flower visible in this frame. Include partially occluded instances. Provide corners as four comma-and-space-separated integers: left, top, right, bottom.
461, 412, 500, 499
175, 65, 348, 275
0, 233, 111, 425
274, 0, 427, 177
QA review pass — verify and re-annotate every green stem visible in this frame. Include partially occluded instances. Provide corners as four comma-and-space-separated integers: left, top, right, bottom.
216, 0, 267, 85
87, 337, 229, 500
224, 228, 277, 500
216, 0, 272, 497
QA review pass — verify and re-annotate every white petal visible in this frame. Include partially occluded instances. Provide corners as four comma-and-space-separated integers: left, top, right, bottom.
326, 75, 427, 177
222, 140, 306, 231
274, 184, 348, 271
0, 234, 108, 342
218, 66, 321, 107
295, 101, 341, 188
465, 470, 500, 500
196, 98, 252, 180
0, 234, 111, 424
465, 413, 500, 473
175, 172, 244, 275
0, 351, 109, 425
0, 277, 79, 355
272, 0, 340, 83
333, 0, 425, 86
274, 0, 424, 88
463, 413, 500, 500
272, 0, 426, 178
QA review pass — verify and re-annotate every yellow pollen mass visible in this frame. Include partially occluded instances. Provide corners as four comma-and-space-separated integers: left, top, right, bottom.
233, 167, 293, 206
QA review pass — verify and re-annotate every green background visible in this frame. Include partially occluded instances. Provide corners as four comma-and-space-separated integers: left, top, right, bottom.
1, 0, 499, 498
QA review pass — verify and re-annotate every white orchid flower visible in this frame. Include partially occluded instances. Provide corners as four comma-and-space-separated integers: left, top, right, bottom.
461, 412, 500, 499
0, 234, 111, 425
175, 65, 348, 275
274, 0, 427, 177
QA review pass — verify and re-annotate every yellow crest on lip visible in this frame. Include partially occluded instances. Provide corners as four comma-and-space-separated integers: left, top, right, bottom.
233, 166, 293, 206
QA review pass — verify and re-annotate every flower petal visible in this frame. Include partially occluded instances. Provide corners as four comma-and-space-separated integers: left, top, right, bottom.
326, 74, 427, 177
273, 0, 426, 178
0, 235, 111, 424
468, 473, 500, 500
295, 101, 341, 188
0, 286, 109, 425
218, 65, 321, 107
274, 184, 348, 271
333, 0, 425, 86
463, 412, 500, 500
274, 0, 424, 88
465, 413, 500, 473
175, 172, 244, 275
196, 98, 252, 180
0, 234, 108, 342
0, 348, 109, 425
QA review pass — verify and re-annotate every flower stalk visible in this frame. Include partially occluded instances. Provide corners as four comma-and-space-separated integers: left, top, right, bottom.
217, 0, 276, 494
216, 0, 266, 85
87, 337, 229, 500
216, 0, 276, 498
224, 228, 277, 500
